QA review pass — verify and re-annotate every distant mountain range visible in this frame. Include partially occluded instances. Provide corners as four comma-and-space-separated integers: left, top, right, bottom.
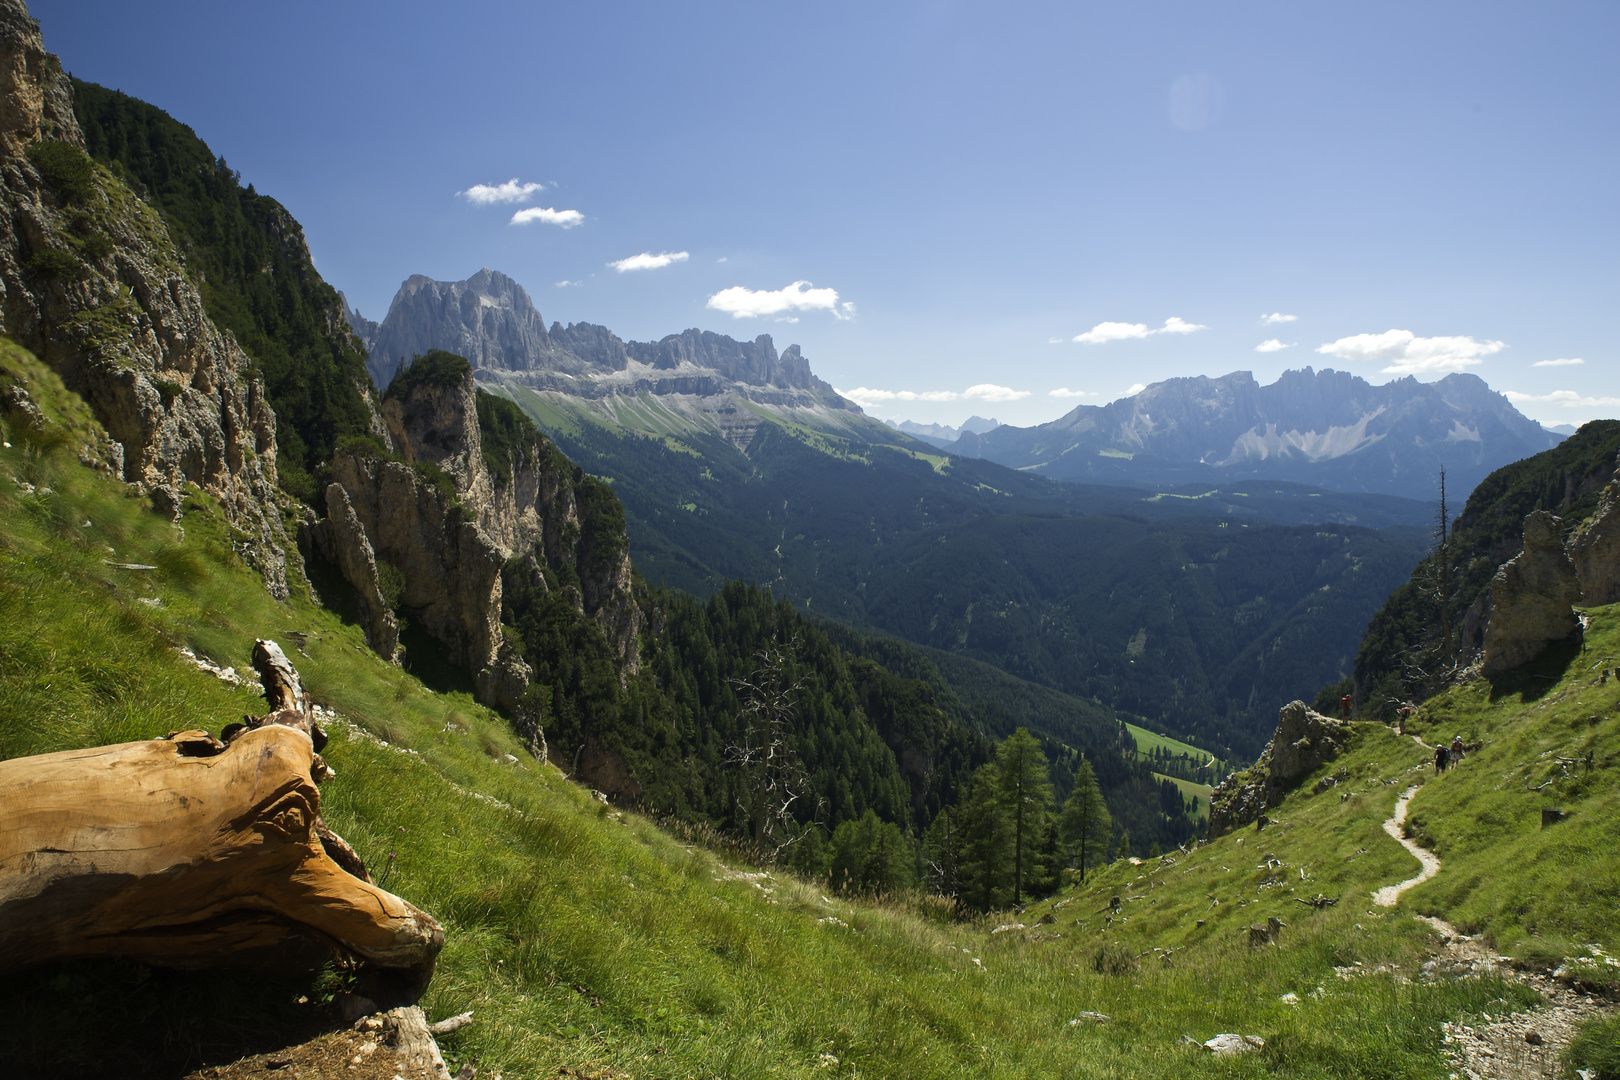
346, 268, 865, 451
953, 368, 1564, 501
886, 415, 1002, 449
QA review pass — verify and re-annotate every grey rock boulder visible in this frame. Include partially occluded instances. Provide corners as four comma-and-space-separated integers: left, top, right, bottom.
1481, 511, 1582, 674
1207, 700, 1352, 838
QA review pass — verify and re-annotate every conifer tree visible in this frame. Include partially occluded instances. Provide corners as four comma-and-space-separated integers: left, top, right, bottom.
956, 763, 1012, 911
994, 728, 1054, 905
1059, 758, 1112, 883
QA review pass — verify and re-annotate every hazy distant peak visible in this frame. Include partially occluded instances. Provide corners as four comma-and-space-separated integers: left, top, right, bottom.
957, 365, 1559, 501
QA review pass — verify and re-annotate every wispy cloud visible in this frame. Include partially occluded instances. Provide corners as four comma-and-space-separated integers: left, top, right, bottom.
459, 178, 546, 204
555, 280, 582, 288
1073, 316, 1206, 344
1317, 329, 1505, 375
511, 206, 584, 228
609, 251, 689, 272
1049, 387, 1095, 398
1504, 389, 1620, 409
1261, 312, 1297, 325
707, 280, 855, 320
1126, 383, 1147, 396
1256, 339, 1292, 353
835, 384, 1030, 409
1533, 357, 1585, 367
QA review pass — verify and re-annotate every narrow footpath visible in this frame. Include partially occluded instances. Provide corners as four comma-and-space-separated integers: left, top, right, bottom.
1371, 778, 1616, 1079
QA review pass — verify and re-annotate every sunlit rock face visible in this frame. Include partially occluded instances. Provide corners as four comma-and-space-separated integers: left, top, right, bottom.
0, 0, 289, 595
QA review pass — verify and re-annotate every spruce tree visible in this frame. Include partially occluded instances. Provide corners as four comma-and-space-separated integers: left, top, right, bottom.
1059, 758, 1112, 883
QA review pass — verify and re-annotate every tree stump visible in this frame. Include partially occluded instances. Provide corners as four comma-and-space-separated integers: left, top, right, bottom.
0, 639, 443, 993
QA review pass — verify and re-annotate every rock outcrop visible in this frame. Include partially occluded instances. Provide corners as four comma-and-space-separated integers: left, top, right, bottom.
310, 483, 399, 661
0, 0, 289, 595
1207, 700, 1352, 838
1569, 469, 1620, 606
307, 353, 640, 724
1480, 511, 1582, 675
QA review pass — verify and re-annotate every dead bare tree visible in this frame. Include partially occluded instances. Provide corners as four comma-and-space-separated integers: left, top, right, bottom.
725, 636, 815, 855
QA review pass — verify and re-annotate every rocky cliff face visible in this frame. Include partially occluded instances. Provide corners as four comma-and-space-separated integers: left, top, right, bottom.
1570, 468, 1620, 607
307, 355, 640, 725
957, 367, 1561, 501
1207, 700, 1352, 839
365, 269, 554, 391
0, 0, 289, 594
361, 269, 853, 451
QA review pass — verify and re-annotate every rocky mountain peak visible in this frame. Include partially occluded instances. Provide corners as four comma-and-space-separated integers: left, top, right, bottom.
363, 270, 852, 449
367, 268, 552, 389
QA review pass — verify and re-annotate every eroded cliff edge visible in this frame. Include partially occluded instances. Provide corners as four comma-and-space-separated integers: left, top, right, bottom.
0, 1, 293, 594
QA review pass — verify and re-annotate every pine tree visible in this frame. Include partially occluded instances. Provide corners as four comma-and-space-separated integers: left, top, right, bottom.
1059, 758, 1112, 883
994, 728, 1054, 906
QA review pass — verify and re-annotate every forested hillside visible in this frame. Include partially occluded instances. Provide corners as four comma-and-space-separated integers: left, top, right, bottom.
509, 400, 1429, 760
71, 80, 380, 503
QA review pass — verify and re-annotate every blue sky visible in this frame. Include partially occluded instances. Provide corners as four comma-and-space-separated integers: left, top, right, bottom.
35, 0, 1619, 429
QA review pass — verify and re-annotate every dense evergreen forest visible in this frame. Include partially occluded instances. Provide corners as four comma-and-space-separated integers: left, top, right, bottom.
521, 406, 1428, 760
1351, 420, 1620, 718
71, 79, 379, 504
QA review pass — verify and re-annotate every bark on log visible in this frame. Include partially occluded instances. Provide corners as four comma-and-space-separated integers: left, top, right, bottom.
0, 723, 442, 983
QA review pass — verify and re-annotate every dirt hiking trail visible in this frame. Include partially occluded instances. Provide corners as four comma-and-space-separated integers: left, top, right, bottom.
1370, 778, 1616, 1079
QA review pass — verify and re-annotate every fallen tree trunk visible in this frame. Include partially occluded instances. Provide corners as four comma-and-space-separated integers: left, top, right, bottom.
0, 640, 443, 994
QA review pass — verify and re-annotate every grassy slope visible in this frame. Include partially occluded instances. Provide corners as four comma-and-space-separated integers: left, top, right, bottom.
0, 339, 1595, 1079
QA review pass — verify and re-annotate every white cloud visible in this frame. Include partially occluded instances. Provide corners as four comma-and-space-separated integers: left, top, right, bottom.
459, 178, 545, 204
1256, 339, 1292, 353
609, 251, 689, 272
1261, 312, 1297, 325
510, 206, 585, 228
555, 280, 581, 288
1504, 389, 1620, 409
707, 280, 854, 320
1126, 383, 1147, 396
1048, 337, 1065, 344
1075, 321, 1150, 344
1316, 329, 1505, 375
1049, 387, 1095, 398
717, 256, 728, 263
964, 384, 1029, 402
1533, 357, 1585, 367
835, 384, 1030, 409
1074, 316, 1206, 344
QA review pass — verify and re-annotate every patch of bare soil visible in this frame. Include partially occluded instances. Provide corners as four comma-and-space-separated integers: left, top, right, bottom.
182, 1027, 412, 1080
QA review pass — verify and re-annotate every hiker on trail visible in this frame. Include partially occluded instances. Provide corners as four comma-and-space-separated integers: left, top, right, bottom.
1434, 744, 1450, 775
1341, 694, 1352, 719
1450, 736, 1465, 763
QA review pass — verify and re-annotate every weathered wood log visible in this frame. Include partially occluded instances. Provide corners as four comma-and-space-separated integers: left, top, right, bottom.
383, 1005, 454, 1080
0, 639, 443, 992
